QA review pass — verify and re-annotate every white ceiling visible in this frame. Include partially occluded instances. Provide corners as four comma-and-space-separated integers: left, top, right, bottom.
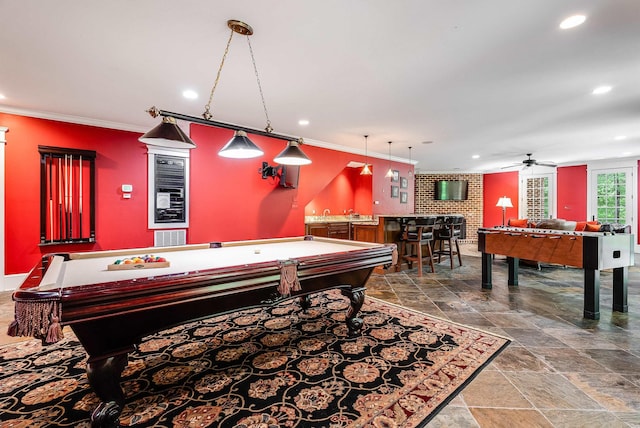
1, 0, 639, 172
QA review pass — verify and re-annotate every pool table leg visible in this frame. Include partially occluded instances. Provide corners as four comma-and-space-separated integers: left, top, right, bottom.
342, 286, 366, 336
87, 353, 128, 428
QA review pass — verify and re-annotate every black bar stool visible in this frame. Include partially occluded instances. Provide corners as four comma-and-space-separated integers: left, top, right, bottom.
401, 217, 436, 276
433, 216, 463, 269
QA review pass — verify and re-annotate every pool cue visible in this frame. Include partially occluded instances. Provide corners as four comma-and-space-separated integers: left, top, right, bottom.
48, 155, 53, 243
64, 154, 69, 240
79, 155, 83, 239
58, 157, 63, 240
69, 155, 73, 239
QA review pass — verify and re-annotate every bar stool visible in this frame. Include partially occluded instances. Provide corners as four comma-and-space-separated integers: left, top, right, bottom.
433, 216, 463, 269
401, 218, 436, 276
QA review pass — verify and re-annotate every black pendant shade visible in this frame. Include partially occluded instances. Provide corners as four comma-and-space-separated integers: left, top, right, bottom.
274, 140, 312, 165
138, 117, 196, 149
218, 130, 264, 159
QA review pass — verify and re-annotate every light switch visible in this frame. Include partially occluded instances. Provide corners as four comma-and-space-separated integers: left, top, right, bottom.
122, 184, 133, 192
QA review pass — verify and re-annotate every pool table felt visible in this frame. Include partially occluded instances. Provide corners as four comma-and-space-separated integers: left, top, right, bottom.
40, 239, 379, 290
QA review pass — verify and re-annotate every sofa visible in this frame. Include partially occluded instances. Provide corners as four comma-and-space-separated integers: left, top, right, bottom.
507, 218, 630, 234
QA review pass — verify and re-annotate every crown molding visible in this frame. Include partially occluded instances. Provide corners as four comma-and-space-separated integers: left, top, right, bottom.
0, 106, 148, 134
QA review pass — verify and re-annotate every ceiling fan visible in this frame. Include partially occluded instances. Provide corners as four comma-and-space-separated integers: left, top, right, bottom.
502, 153, 557, 169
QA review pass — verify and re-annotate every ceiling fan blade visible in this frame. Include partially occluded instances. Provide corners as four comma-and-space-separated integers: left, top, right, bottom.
501, 163, 522, 169
535, 161, 557, 167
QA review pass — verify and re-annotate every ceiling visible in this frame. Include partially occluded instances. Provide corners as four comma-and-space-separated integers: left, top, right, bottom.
1, 0, 639, 173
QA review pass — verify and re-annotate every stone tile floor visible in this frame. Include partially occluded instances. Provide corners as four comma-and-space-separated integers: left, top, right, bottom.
1, 245, 639, 427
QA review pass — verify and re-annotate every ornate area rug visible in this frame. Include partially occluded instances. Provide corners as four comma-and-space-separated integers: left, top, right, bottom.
0, 290, 509, 427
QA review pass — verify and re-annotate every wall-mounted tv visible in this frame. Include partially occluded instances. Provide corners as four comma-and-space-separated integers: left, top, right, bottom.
434, 180, 468, 200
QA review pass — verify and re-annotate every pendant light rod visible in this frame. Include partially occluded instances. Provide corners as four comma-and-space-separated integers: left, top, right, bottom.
146, 107, 298, 144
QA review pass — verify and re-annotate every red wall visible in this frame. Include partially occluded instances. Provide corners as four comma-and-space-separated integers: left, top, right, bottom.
557, 165, 587, 221
3, 113, 151, 274
304, 167, 371, 216
3, 114, 413, 274
482, 171, 519, 227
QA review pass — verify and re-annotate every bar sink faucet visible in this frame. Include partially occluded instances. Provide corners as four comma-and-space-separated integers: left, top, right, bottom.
323, 209, 330, 217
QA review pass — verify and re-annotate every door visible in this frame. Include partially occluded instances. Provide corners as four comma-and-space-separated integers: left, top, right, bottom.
519, 171, 555, 221
590, 167, 634, 226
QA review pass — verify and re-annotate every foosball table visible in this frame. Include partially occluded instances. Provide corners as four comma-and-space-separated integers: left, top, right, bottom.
478, 227, 635, 319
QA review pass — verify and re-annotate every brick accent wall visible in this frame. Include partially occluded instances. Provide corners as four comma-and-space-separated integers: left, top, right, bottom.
414, 173, 483, 243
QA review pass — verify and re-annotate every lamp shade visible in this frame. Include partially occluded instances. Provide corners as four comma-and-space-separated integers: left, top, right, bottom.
496, 196, 513, 208
274, 140, 312, 165
139, 117, 196, 149
360, 164, 372, 175
218, 130, 264, 159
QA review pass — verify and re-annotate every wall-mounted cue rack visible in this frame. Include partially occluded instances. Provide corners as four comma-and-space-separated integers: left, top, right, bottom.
38, 146, 96, 245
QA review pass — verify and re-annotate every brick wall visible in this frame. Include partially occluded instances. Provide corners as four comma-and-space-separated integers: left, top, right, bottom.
414, 173, 483, 243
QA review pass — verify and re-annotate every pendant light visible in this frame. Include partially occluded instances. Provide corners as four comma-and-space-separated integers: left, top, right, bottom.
274, 139, 312, 165
139, 116, 196, 149
139, 20, 311, 164
385, 141, 394, 178
212, 20, 265, 159
218, 130, 263, 159
408, 146, 413, 177
360, 135, 372, 175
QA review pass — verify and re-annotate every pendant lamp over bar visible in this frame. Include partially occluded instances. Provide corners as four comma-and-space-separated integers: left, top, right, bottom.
385, 141, 394, 178
360, 135, 372, 175
274, 139, 311, 165
139, 19, 311, 164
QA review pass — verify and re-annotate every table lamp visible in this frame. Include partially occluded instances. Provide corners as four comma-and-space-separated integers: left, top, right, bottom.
496, 196, 513, 227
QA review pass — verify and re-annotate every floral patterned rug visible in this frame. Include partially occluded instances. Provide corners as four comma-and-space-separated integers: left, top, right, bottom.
0, 290, 509, 427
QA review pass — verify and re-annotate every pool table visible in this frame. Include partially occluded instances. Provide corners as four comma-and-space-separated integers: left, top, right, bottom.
9, 236, 396, 428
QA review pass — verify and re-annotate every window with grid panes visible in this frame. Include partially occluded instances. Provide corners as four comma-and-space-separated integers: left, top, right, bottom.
596, 172, 626, 223
525, 176, 549, 220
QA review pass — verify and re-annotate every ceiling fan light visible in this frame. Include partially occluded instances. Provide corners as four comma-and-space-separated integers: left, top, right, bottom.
139, 117, 197, 149
274, 140, 312, 165
218, 130, 264, 159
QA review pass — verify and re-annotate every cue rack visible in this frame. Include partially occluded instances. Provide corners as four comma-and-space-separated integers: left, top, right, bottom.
38, 146, 96, 245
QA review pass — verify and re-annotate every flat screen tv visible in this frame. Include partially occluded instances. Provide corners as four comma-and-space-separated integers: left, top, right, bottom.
434, 180, 468, 200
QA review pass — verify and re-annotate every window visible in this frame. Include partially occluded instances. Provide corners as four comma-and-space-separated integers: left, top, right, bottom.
591, 169, 633, 225
520, 171, 554, 221
525, 176, 549, 220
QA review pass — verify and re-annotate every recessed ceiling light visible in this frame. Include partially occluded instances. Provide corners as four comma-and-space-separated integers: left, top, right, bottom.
559, 15, 586, 29
0, 93, 6, 100
182, 89, 198, 99
592, 85, 612, 95
298, 119, 309, 126
614, 135, 627, 141
472, 154, 480, 159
